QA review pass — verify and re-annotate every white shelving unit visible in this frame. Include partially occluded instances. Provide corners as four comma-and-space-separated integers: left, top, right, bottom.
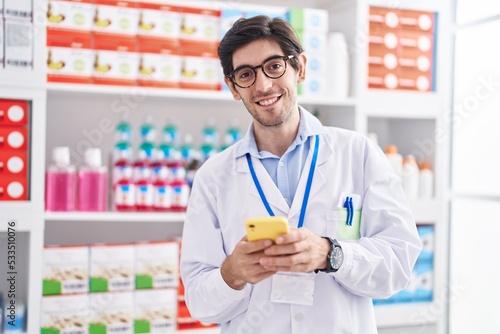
0, 0, 451, 333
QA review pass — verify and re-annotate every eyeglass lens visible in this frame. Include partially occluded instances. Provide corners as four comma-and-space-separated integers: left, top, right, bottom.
233, 57, 287, 88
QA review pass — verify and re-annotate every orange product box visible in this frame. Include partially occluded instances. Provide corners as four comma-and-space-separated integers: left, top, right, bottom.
179, 5, 220, 57
137, 1, 181, 55
0, 151, 28, 177
179, 55, 221, 91
398, 9, 435, 33
0, 99, 29, 126
137, 51, 182, 88
46, 0, 95, 36
0, 127, 29, 150
0, 176, 28, 201
47, 31, 94, 84
369, 7, 400, 31
93, 34, 139, 86
93, 0, 139, 37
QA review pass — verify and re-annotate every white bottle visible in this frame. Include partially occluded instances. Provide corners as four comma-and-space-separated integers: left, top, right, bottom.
384, 145, 403, 181
419, 161, 434, 199
402, 155, 419, 200
329, 32, 350, 97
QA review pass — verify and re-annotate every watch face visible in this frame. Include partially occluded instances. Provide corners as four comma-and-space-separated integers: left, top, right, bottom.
330, 247, 344, 270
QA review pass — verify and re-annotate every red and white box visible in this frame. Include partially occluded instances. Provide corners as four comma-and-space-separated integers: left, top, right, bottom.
0, 176, 28, 201
179, 55, 221, 91
179, 5, 220, 58
0, 127, 29, 150
93, 0, 139, 38
0, 99, 29, 126
0, 151, 28, 177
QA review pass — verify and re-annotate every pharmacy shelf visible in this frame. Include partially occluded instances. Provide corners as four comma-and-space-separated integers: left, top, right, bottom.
46, 83, 356, 107
409, 198, 440, 224
44, 211, 186, 223
374, 302, 438, 328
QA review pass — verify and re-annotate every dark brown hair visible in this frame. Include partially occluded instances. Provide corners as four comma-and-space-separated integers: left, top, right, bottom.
218, 15, 304, 78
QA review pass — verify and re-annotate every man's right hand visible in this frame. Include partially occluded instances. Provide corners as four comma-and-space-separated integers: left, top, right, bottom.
221, 236, 276, 290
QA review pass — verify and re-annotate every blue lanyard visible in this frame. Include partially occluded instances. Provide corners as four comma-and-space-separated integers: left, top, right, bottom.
245, 135, 319, 228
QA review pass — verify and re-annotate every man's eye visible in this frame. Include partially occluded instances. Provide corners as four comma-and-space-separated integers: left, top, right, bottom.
238, 69, 254, 80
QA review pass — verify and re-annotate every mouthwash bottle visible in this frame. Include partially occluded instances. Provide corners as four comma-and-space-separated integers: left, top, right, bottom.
179, 134, 195, 166
220, 118, 242, 151
200, 118, 219, 161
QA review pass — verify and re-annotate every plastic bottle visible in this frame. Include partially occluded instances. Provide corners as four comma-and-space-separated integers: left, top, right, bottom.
220, 118, 242, 151
384, 145, 403, 181
153, 166, 172, 211
168, 152, 190, 212
402, 155, 419, 200
162, 117, 179, 145
140, 115, 156, 143
151, 149, 169, 182
114, 166, 135, 211
202, 117, 219, 146
45, 147, 76, 211
115, 116, 132, 142
179, 134, 195, 166
134, 151, 154, 211
112, 141, 133, 184
419, 161, 434, 199
78, 148, 108, 211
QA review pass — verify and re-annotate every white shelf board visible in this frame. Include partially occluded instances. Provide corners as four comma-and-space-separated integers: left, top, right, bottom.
47, 83, 356, 107
360, 91, 440, 119
409, 198, 440, 223
177, 328, 220, 334
375, 302, 438, 328
44, 211, 186, 223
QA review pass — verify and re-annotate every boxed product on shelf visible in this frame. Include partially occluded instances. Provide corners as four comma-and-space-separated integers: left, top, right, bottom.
89, 292, 134, 334
0, 23, 4, 68
4, 19, 33, 70
0, 127, 28, 150
137, 52, 182, 88
135, 289, 177, 333
135, 241, 179, 289
3, 0, 32, 20
298, 75, 327, 97
287, 7, 329, 33
46, 0, 95, 35
179, 5, 220, 58
89, 243, 135, 292
0, 151, 28, 177
41, 294, 89, 334
43, 245, 89, 296
0, 176, 28, 200
179, 55, 221, 91
92, 0, 139, 37
177, 278, 218, 331
136, 2, 181, 54
0, 99, 29, 126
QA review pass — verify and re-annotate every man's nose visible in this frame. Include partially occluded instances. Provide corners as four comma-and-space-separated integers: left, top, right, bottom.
253, 67, 273, 91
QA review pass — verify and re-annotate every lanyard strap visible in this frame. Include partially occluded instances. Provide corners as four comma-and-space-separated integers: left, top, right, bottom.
246, 135, 320, 228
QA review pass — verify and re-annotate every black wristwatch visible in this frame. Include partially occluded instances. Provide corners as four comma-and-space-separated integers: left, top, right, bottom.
316, 237, 343, 273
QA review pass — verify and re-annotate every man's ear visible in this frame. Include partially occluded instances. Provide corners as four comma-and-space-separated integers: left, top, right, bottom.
224, 77, 242, 100
297, 53, 307, 84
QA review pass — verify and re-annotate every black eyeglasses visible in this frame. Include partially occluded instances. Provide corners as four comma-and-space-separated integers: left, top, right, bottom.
227, 55, 294, 89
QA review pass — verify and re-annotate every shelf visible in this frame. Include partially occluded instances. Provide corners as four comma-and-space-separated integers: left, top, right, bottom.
47, 83, 356, 107
44, 211, 186, 223
360, 91, 441, 119
409, 198, 440, 223
178, 328, 220, 334
374, 302, 438, 328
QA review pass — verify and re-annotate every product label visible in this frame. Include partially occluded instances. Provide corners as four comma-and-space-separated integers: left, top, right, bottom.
171, 184, 189, 208
115, 183, 135, 207
47, 0, 95, 31
41, 295, 89, 334
89, 245, 135, 292
136, 183, 154, 207
153, 184, 173, 210
137, 53, 182, 88
93, 3, 139, 35
134, 289, 177, 333
89, 292, 134, 334
47, 46, 95, 79
135, 242, 179, 289
4, 20, 33, 69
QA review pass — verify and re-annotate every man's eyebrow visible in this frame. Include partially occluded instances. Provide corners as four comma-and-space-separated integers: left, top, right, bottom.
232, 54, 283, 72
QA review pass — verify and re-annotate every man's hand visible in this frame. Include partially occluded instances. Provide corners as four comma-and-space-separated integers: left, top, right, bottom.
221, 236, 276, 290
259, 228, 330, 273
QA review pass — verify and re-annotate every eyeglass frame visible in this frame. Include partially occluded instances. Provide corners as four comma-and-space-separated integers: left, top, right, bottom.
226, 55, 295, 89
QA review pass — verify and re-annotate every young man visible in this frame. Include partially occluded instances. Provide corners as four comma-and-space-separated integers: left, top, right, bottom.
180, 15, 422, 333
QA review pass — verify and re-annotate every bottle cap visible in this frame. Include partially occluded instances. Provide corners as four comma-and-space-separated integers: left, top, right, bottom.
420, 161, 431, 170
84, 148, 102, 168
385, 144, 398, 154
52, 147, 70, 166
403, 155, 417, 165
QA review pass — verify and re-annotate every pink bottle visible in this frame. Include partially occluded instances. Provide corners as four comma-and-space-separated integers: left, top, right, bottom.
78, 148, 108, 211
46, 147, 76, 211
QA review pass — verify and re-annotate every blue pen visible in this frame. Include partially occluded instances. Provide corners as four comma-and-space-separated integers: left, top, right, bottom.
343, 196, 352, 226
348, 197, 354, 226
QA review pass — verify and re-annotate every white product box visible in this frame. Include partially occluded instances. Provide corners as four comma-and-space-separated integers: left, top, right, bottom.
137, 52, 182, 88
219, 7, 243, 38
0, 22, 4, 67
47, 0, 95, 31
179, 6, 219, 42
93, 2, 139, 36
93, 50, 139, 85
4, 0, 31, 20
41, 295, 89, 334
47, 46, 95, 81
89, 292, 134, 334
134, 289, 177, 333
4, 19, 33, 69
89, 244, 135, 292
43, 245, 89, 295
137, 3, 181, 39
180, 55, 221, 90
287, 7, 329, 33
296, 31, 328, 55
304, 53, 328, 77
135, 241, 179, 289
298, 74, 328, 97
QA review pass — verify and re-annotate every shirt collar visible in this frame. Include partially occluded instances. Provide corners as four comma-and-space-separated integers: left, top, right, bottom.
235, 106, 325, 159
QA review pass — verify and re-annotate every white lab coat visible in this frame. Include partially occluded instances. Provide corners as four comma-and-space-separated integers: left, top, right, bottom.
181, 116, 422, 334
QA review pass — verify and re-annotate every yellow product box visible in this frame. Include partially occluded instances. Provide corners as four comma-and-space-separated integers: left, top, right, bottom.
179, 5, 220, 57
179, 55, 221, 91
137, 52, 182, 88
89, 244, 135, 292
4, 19, 33, 70
4, 0, 32, 20
43, 245, 89, 295
136, 3, 181, 57
47, 0, 95, 32
134, 289, 177, 333
89, 292, 134, 334
135, 241, 179, 289
93, 0, 139, 36
41, 295, 89, 334
93, 48, 140, 86
47, 45, 95, 84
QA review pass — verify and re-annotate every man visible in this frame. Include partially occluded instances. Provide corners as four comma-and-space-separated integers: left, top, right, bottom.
180, 15, 422, 333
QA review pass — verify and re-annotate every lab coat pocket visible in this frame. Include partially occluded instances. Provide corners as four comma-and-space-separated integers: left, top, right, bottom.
326, 209, 361, 241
